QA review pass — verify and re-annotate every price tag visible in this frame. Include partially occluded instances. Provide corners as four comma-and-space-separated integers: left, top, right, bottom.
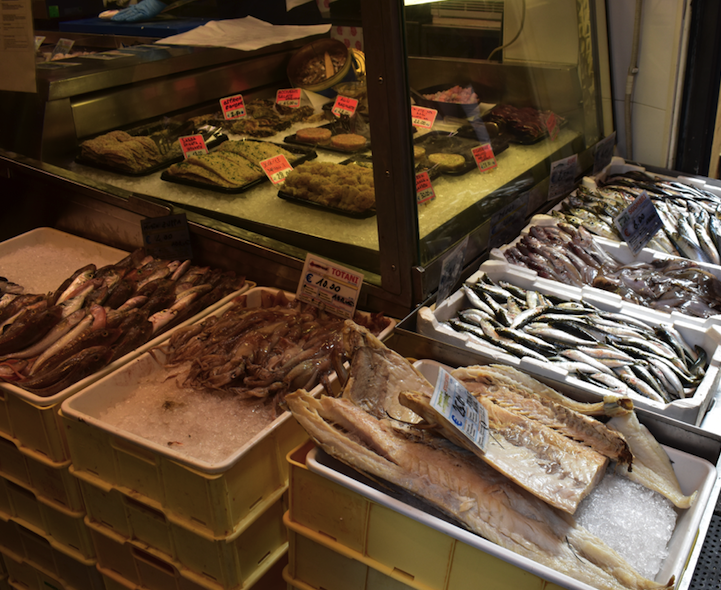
332, 95, 358, 118
593, 131, 617, 175
472, 143, 497, 173
260, 154, 293, 185
437, 236, 468, 305
220, 94, 246, 120
51, 38, 74, 59
411, 105, 437, 129
34, 36, 46, 52
179, 135, 208, 159
296, 254, 364, 319
276, 88, 302, 108
140, 213, 192, 260
545, 112, 559, 141
489, 191, 529, 249
547, 154, 578, 201
613, 191, 663, 255
415, 171, 436, 205
431, 368, 489, 453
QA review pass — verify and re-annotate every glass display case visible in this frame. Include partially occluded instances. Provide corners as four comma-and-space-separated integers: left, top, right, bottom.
0, 0, 613, 316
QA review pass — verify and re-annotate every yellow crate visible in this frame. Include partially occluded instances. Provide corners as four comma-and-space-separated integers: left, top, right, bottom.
87, 491, 289, 590
0, 476, 93, 561
0, 513, 103, 590
1, 550, 73, 590
0, 434, 84, 513
285, 528, 416, 590
286, 443, 548, 590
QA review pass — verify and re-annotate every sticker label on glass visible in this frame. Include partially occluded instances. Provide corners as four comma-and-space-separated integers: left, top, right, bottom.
431, 368, 488, 453
296, 254, 364, 319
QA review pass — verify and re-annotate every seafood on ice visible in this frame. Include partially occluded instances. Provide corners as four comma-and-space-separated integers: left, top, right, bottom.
287, 322, 698, 590
502, 221, 721, 318
0, 248, 244, 396
442, 272, 708, 404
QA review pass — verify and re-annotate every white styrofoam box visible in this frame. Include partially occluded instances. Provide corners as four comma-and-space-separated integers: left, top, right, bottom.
490, 210, 721, 331
306, 358, 718, 590
61, 287, 395, 538
0, 227, 251, 463
418, 260, 721, 425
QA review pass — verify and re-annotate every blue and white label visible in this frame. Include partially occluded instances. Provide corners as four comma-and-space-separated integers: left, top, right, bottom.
613, 191, 662, 255
431, 368, 488, 453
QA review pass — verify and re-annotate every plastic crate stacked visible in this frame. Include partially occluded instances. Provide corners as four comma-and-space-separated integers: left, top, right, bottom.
58, 287, 392, 590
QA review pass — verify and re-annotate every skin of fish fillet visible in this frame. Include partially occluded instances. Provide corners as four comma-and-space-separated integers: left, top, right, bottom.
286, 391, 673, 590
608, 411, 697, 509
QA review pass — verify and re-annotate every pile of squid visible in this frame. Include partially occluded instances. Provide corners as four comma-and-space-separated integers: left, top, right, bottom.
552, 170, 721, 265
449, 272, 707, 404
161, 289, 390, 411
502, 222, 721, 318
0, 248, 245, 397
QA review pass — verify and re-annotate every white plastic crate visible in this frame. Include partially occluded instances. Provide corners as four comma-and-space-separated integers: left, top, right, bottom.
418, 260, 721, 425
61, 287, 393, 538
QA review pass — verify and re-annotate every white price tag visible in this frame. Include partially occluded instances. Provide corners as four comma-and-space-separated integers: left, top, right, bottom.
613, 191, 663, 255
593, 132, 616, 175
431, 368, 488, 453
547, 154, 578, 201
140, 213, 192, 260
436, 236, 468, 305
296, 254, 364, 319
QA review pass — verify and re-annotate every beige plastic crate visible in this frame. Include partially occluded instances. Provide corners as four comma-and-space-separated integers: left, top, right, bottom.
0, 434, 84, 513
0, 476, 93, 561
76, 467, 288, 576
0, 227, 252, 463
61, 287, 392, 538
1, 550, 74, 590
87, 493, 288, 590
0, 513, 103, 590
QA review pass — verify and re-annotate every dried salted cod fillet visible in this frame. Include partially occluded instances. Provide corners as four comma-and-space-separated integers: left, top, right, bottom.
400, 389, 608, 514
286, 391, 673, 590
452, 365, 633, 466
608, 411, 697, 509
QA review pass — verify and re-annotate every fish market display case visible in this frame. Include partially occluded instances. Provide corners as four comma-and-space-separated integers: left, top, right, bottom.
0, 0, 613, 317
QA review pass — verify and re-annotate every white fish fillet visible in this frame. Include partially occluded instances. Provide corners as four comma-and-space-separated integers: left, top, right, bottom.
608, 411, 697, 509
286, 391, 673, 590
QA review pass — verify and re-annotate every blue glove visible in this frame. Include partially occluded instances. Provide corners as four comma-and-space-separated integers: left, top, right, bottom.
111, 0, 166, 22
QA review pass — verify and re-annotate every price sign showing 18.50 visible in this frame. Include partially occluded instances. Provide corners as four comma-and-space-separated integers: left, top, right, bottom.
296, 254, 364, 319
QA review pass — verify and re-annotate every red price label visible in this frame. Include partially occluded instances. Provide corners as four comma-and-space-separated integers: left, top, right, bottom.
415, 171, 436, 204
411, 105, 438, 129
545, 112, 559, 141
220, 94, 246, 120
260, 154, 293, 184
472, 144, 497, 173
179, 135, 208, 159
332, 95, 358, 118
276, 88, 302, 108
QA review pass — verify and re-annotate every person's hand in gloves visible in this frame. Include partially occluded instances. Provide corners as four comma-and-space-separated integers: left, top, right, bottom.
110, 0, 166, 22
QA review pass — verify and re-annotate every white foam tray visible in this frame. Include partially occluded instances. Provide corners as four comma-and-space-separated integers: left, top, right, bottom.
418, 260, 721, 426
307, 358, 718, 590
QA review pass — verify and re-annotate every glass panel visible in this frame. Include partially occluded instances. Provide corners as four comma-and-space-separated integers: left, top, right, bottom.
404, 0, 604, 266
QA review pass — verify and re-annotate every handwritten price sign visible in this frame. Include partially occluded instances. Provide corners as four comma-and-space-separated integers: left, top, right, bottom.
472, 144, 497, 173
276, 88, 302, 108
332, 95, 358, 118
545, 112, 559, 141
411, 105, 437, 129
140, 213, 192, 260
296, 254, 364, 319
416, 171, 436, 204
220, 94, 246, 120
613, 191, 663, 255
179, 135, 208, 159
260, 154, 293, 185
